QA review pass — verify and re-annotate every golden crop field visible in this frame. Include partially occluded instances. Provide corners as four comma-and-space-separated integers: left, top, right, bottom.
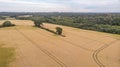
0, 20, 119, 67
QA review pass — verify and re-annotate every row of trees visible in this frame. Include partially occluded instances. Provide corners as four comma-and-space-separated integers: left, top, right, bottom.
32, 19, 63, 35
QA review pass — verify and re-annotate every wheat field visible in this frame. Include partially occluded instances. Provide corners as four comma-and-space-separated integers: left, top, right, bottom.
0, 20, 119, 67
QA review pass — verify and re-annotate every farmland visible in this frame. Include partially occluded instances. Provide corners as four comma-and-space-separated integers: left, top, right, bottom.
0, 20, 120, 67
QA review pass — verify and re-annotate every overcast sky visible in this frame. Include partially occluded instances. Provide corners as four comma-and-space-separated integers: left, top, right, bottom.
0, 0, 120, 12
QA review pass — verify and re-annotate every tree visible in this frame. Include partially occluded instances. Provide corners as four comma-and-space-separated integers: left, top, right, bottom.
56, 27, 63, 35
33, 19, 43, 27
2, 21, 15, 27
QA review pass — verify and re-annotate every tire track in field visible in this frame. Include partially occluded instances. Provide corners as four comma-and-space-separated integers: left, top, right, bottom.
36, 24, 119, 67
92, 40, 118, 67
34, 25, 114, 52
35, 27, 108, 50
34, 28, 118, 67
34, 30, 95, 52
14, 28, 67, 67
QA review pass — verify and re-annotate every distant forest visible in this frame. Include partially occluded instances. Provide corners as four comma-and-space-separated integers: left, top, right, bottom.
0, 12, 120, 34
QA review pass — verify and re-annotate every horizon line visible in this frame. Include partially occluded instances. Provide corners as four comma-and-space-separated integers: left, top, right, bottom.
0, 12, 120, 13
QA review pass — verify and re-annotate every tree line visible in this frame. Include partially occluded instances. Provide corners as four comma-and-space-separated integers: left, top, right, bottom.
1, 13, 120, 34
27, 15, 120, 34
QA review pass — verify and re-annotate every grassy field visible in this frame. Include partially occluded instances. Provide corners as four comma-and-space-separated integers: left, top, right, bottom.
0, 45, 15, 67
0, 20, 119, 67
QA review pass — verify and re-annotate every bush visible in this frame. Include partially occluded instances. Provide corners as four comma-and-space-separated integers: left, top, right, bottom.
56, 27, 63, 35
2, 21, 15, 27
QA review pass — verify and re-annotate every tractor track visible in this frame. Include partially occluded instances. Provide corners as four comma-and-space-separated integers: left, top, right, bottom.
34, 30, 95, 52
14, 28, 67, 67
14, 26, 118, 67
34, 28, 118, 67
63, 28, 119, 67
92, 40, 118, 67
34, 26, 114, 52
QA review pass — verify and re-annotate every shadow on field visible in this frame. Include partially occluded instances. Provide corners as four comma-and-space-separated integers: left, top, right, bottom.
33, 26, 66, 37
0, 25, 16, 28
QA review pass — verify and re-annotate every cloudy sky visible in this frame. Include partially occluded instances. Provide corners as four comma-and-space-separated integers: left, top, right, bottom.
0, 0, 120, 12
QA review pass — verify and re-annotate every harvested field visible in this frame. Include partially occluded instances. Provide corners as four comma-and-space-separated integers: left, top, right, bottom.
0, 20, 119, 67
